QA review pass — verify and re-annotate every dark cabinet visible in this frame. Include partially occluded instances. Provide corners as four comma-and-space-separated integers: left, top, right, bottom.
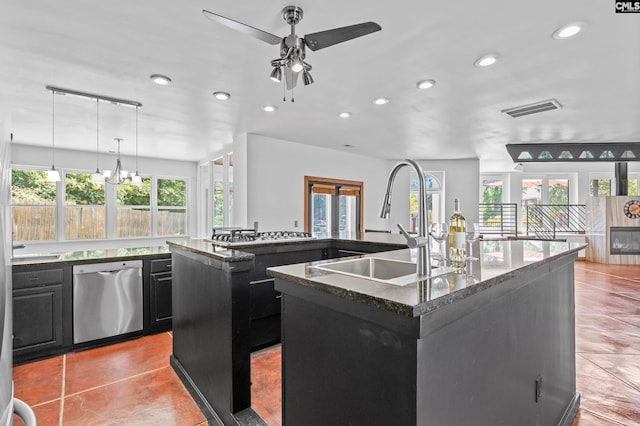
12, 266, 72, 363
144, 256, 172, 333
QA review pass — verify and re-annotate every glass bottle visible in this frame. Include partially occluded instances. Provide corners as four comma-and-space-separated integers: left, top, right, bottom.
448, 198, 467, 268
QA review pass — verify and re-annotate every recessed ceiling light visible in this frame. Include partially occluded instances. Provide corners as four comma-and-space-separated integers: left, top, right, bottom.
150, 74, 171, 85
416, 79, 435, 89
262, 105, 277, 112
213, 91, 230, 100
552, 22, 583, 39
338, 112, 351, 118
474, 53, 500, 67
373, 97, 389, 105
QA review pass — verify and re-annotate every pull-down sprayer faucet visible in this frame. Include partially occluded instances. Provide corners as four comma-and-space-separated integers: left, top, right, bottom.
380, 159, 432, 277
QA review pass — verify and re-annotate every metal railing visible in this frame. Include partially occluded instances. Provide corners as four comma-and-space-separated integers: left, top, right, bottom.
479, 203, 518, 237
525, 204, 586, 239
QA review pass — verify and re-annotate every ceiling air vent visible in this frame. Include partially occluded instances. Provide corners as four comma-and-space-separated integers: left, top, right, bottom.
502, 99, 562, 118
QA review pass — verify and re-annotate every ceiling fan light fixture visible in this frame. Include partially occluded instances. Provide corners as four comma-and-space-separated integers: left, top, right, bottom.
474, 53, 500, 67
150, 74, 172, 85
290, 55, 304, 73
270, 67, 282, 83
302, 70, 314, 86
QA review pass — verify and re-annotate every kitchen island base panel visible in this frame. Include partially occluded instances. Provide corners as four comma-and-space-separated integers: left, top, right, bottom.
276, 251, 580, 425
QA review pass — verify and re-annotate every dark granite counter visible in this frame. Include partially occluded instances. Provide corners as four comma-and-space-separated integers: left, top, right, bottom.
11, 244, 174, 267
267, 239, 586, 317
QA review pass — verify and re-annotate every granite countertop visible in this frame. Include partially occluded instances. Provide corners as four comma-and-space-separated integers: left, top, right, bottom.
11, 244, 174, 267
267, 240, 587, 318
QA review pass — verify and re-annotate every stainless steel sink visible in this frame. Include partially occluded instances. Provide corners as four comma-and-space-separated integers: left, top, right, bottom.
312, 257, 449, 286
11, 253, 63, 263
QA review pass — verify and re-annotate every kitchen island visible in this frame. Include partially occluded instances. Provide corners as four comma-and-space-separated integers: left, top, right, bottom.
167, 233, 406, 425
267, 239, 584, 426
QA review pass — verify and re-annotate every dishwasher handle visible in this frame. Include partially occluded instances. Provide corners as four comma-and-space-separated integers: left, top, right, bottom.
73, 260, 143, 275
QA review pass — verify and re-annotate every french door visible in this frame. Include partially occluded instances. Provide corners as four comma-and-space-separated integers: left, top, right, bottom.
304, 176, 363, 235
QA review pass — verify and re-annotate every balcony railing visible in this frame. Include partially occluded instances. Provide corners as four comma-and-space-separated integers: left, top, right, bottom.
525, 204, 586, 240
479, 203, 518, 237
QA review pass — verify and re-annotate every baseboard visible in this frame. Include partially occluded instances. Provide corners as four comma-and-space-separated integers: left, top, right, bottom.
558, 392, 581, 426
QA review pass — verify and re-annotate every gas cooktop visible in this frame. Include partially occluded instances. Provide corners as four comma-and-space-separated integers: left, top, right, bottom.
209, 230, 314, 245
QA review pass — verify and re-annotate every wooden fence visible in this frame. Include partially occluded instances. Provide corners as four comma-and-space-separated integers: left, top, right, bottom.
12, 201, 185, 241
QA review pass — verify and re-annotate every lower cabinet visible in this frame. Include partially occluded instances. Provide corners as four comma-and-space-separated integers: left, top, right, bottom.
249, 278, 281, 350
12, 266, 72, 363
144, 256, 173, 333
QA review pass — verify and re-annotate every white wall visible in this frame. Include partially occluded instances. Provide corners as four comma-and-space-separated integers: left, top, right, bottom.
234, 135, 480, 232
239, 134, 394, 232
10, 144, 198, 252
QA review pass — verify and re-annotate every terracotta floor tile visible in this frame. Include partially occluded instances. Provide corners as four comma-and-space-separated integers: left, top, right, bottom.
571, 407, 627, 425
575, 314, 640, 354
65, 332, 172, 395
21, 399, 61, 426
580, 353, 640, 392
251, 345, 282, 426
62, 366, 205, 426
12, 355, 63, 406
576, 355, 640, 424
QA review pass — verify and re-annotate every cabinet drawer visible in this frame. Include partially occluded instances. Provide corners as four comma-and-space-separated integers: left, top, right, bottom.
13, 268, 63, 289
150, 258, 172, 273
249, 279, 281, 320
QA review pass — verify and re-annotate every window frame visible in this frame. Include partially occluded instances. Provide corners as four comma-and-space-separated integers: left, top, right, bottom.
304, 176, 364, 235
10, 164, 189, 243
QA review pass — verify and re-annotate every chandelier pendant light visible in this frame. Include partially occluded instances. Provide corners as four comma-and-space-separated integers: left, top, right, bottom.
44, 86, 143, 186
47, 90, 61, 182
104, 138, 128, 185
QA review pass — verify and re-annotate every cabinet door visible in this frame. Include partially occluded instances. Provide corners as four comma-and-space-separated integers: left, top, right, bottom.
150, 271, 172, 325
13, 284, 64, 355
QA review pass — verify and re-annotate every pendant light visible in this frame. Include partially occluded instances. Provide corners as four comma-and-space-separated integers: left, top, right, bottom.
92, 99, 104, 183
103, 138, 128, 185
130, 106, 142, 186
47, 90, 61, 182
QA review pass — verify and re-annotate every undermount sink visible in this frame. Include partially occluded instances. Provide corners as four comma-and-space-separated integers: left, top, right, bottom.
312, 257, 449, 286
12, 253, 63, 263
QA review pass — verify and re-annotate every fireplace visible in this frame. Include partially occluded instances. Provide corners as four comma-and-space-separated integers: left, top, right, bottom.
610, 227, 640, 255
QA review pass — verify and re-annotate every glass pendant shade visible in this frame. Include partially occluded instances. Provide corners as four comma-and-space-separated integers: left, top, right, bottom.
92, 169, 104, 183
47, 166, 61, 182
131, 173, 142, 186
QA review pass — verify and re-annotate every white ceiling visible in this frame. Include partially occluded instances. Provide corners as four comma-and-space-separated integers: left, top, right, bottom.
2, 1, 639, 169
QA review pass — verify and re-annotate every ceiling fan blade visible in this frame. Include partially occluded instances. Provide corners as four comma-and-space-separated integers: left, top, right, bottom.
304, 22, 381, 51
284, 68, 299, 90
202, 10, 281, 45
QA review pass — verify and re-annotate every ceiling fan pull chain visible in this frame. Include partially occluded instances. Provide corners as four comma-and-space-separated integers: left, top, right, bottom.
283, 76, 286, 102
291, 84, 295, 103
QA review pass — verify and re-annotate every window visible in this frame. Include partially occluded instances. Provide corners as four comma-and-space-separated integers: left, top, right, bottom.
117, 178, 151, 237
211, 153, 233, 228
157, 178, 187, 235
11, 165, 189, 242
409, 172, 443, 234
589, 179, 611, 196
521, 176, 572, 229
64, 172, 105, 240
11, 168, 57, 241
305, 177, 363, 235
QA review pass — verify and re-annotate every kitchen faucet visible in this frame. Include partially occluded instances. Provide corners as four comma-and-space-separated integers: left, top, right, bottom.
380, 159, 431, 277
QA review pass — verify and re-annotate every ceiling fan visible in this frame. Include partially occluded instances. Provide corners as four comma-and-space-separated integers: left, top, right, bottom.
202, 6, 381, 97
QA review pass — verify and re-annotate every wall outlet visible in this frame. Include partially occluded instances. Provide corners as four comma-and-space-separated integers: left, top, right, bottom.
294, 220, 298, 228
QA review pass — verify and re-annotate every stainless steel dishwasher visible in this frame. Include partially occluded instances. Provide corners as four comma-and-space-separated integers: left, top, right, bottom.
72, 260, 143, 344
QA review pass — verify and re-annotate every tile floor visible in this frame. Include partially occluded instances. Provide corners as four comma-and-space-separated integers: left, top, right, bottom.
12, 260, 640, 425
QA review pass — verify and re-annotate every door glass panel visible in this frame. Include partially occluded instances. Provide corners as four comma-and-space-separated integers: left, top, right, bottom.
522, 179, 542, 229
312, 193, 330, 235
338, 194, 357, 232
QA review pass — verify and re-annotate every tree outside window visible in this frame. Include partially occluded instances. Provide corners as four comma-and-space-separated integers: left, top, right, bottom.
11, 169, 57, 241
64, 172, 105, 240
158, 178, 187, 235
